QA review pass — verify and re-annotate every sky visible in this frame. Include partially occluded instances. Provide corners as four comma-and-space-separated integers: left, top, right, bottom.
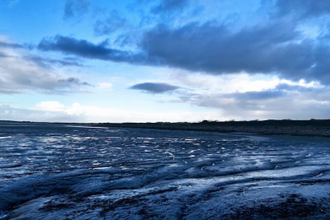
0, 0, 330, 122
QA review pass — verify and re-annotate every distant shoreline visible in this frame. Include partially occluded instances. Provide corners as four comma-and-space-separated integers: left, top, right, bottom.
96, 119, 330, 138
1, 119, 330, 138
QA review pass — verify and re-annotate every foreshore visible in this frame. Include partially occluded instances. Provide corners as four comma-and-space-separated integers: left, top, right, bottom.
96, 120, 330, 138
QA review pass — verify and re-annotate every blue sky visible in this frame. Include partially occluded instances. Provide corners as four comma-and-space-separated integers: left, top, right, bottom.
0, 0, 330, 122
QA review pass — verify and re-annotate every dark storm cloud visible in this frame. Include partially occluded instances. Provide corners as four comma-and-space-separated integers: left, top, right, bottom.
38, 0, 330, 86
142, 22, 294, 72
151, 0, 189, 13
64, 0, 90, 20
275, 0, 330, 18
38, 24, 330, 85
129, 82, 179, 94
38, 35, 146, 63
141, 21, 330, 84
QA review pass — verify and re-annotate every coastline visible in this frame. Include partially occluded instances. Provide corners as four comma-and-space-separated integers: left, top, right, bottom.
1, 120, 330, 219
95, 120, 330, 138
1, 119, 330, 138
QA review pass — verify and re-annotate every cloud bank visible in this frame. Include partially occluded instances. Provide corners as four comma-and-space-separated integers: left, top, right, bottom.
37, 20, 330, 85
0, 101, 221, 123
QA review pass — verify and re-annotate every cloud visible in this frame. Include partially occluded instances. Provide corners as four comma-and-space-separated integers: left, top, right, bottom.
0, 41, 22, 49
171, 71, 284, 94
129, 82, 179, 94
35, 101, 66, 112
141, 21, 330, 84
275, 0, 330, 19
0, 102, 223, 122
0, 52, 9, 58
229, 90, 286, 100
177, 86, 330, 120
274, 83, 322, 92
38, 35, 146, 64
0, 103, 80, 122
0, 37, 90, 94
26, 56, 83, 68
37, 22, 330, 85
36, 1, 330, 86
142, 22, 295, 73
0, 39, 83, 67
63, 0, 90, 20
98, 82, 112, 89
151, 0, 189, 14
169, 70, 329, 120
94, 11, 128, 36
57, 77, 91, 87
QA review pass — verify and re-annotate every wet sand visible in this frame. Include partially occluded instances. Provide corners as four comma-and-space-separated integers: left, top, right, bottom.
0, 122, 330, 219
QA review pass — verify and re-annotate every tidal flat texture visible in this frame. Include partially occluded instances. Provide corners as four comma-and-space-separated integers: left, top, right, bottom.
0, 122, 330, 219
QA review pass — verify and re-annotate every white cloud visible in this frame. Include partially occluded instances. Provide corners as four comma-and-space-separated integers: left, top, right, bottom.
0, 35, 89, 94
0, 101, 223, 122
36, 101, 66, 112
171, 71, 280, 93
171, 70, 324, 95
97, 82, 112, 89
1, 90, 330, 123
177, 88, 330, 120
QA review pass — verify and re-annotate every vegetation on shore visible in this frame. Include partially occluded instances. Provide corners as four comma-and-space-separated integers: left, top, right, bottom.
1, 119, 330, 137
96, 119, 330, 137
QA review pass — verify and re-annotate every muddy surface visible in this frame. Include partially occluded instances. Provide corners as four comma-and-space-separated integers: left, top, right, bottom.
0, 122, 329, 219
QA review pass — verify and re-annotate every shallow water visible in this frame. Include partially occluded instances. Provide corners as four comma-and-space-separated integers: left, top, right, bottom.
0, 122, 329, 219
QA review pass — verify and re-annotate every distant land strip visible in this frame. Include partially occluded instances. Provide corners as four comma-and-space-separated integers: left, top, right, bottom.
1, 119, 330, 138
96, 119, 330, 138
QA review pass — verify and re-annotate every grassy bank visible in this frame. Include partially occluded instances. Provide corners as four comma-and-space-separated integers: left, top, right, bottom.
96, 119, 330, 137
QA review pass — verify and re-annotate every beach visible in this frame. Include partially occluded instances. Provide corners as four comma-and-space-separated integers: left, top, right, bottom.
1, 122, 329, 219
